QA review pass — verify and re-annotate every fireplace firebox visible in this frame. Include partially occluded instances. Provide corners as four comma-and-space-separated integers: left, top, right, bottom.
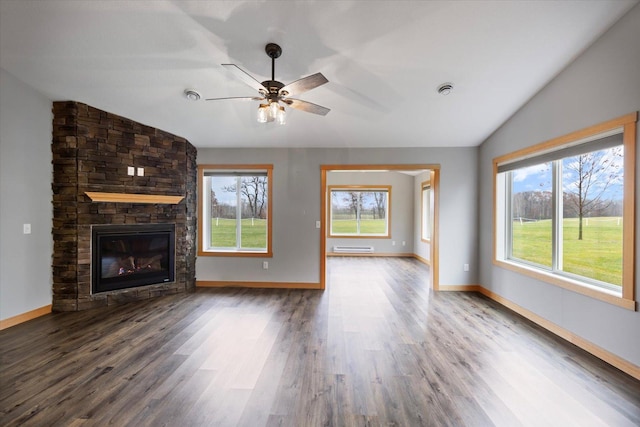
92, 224, 175, 294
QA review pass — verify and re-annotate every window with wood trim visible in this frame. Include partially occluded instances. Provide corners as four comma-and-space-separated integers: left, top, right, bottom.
421, 181, 432, 242
329, 185, 390, 237
493, 113, 637, 309
198, 165, 273, 257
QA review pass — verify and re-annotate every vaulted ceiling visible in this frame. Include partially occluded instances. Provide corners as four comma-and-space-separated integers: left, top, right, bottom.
0, 0, 636, 148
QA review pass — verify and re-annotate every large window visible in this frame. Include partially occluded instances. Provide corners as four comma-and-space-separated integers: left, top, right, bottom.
494, 113, 636, 309
329, 186, 390, 237
198, 165, 272, 257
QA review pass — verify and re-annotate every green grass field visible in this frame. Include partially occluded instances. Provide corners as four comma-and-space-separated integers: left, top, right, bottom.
511, 217, 622, 286
210, 218, 267, 248
331, 219, 387, 235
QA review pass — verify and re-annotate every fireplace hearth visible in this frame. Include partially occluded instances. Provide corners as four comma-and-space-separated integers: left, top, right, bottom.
92, 224, 175, 294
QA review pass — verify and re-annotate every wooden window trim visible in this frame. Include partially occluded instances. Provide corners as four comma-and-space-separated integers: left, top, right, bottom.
492, 112, 637, 310
197, 164, 273, 258
328, 185, 392, 239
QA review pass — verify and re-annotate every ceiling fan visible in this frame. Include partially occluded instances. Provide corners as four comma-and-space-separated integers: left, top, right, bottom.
206, 43, 330, 124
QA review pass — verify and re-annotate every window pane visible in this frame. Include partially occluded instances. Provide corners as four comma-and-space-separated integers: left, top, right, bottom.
561, 146, 623, 286
240, 176, 268, 249
360, 192, 387, 234
331, 191, 357, 234
510, 162, 552, 267
209, 176, 237, 248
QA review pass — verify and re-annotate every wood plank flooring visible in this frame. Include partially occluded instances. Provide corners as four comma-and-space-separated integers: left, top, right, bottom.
1, 257, 639, 426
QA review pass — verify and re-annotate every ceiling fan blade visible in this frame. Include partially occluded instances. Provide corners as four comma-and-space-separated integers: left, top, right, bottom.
222, 64, 267, 94
280, 73, 328, 97
205, 96, 264, 101
284, 98, 331, 116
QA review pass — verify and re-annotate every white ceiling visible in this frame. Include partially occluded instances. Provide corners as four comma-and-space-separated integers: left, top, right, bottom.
0, 0, 636, 149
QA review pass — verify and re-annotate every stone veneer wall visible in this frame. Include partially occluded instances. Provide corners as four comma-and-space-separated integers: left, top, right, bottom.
51, 101, 197, 311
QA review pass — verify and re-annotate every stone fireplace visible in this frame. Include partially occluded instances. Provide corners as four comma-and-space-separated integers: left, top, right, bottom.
51, 101, 197, 311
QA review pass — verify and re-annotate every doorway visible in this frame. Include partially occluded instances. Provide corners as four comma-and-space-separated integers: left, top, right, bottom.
320, 164, 440, 290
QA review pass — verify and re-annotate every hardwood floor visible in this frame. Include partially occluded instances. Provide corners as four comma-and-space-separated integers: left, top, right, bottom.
1, 257, 639, 426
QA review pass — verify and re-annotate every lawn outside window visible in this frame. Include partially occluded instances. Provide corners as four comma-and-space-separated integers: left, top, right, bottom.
198, 164, 273, 257
493, 113, 637, 310
329, 185, 390, 238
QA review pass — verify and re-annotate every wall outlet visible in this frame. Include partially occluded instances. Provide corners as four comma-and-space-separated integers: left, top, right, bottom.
392, 241, 396, 246
263, 261, 269, 270
464, 263, 470, 272
402, 241, 406, 246
23, 223, 31, 234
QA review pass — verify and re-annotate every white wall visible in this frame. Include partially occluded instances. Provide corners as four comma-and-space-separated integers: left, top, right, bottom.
478, 4, 640, 366
327, 171, 414, 254
0, 68, 53, 320
197, 147, 478, 287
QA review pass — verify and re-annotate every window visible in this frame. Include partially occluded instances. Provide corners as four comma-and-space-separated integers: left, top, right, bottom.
329, 186, 390, 237
494, 113, 636, 309
198, 165, 272, 257
421, 181, 432, 241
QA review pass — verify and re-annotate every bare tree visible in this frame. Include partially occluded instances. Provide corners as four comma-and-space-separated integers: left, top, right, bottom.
210, 189, 219, 218
223, 176, 268, 219
563, 147, 623, 240
372, 192, 386, 219
343, 192, 360, 218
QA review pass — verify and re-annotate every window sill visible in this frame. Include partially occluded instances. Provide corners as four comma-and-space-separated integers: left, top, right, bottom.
328, 235, 390, 239
493, 259, 636, 311
198, 250, 272, 258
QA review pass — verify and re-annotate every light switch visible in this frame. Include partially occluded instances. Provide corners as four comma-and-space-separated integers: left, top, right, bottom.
315, 221, 321, 229
127, 166, 135, 176
137, 167, 144, 176
23, 224, 31, 234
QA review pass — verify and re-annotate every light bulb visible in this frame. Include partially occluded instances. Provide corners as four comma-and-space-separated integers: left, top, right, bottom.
269, 101, 280, 119
276, 106, 286, 125
257, 104, 268, 123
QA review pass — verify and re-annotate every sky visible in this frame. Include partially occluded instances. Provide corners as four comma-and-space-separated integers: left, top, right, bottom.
511, 148, 624, 201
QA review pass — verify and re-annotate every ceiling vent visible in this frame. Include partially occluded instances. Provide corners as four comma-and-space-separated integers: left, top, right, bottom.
184, 89, 201, 101
437, 83, 454, 95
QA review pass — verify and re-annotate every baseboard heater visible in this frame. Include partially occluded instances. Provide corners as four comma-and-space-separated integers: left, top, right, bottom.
332, 245, 374, 254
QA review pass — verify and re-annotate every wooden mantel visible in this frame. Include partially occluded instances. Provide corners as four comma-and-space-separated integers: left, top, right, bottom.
85, 192, 184, 204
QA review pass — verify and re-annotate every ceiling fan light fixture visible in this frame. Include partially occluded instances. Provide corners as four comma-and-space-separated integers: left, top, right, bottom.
269, 100, 280, 118
437, 83, 454, 96
184, 89, 201, 101
257, 103, 269, 123
276, 105, 286, 125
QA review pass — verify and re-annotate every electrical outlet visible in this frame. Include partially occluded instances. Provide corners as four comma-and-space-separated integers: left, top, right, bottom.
402, 241, 406, 246
263, 261, 268, 270
464, 263, 469, 272
392, 241, 396, 246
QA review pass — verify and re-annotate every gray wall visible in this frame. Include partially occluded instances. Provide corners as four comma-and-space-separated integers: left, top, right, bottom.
327, 171, 414, 254
478, 4, 640, 366
0, 68, 52, 320
197, 147, 478, 287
